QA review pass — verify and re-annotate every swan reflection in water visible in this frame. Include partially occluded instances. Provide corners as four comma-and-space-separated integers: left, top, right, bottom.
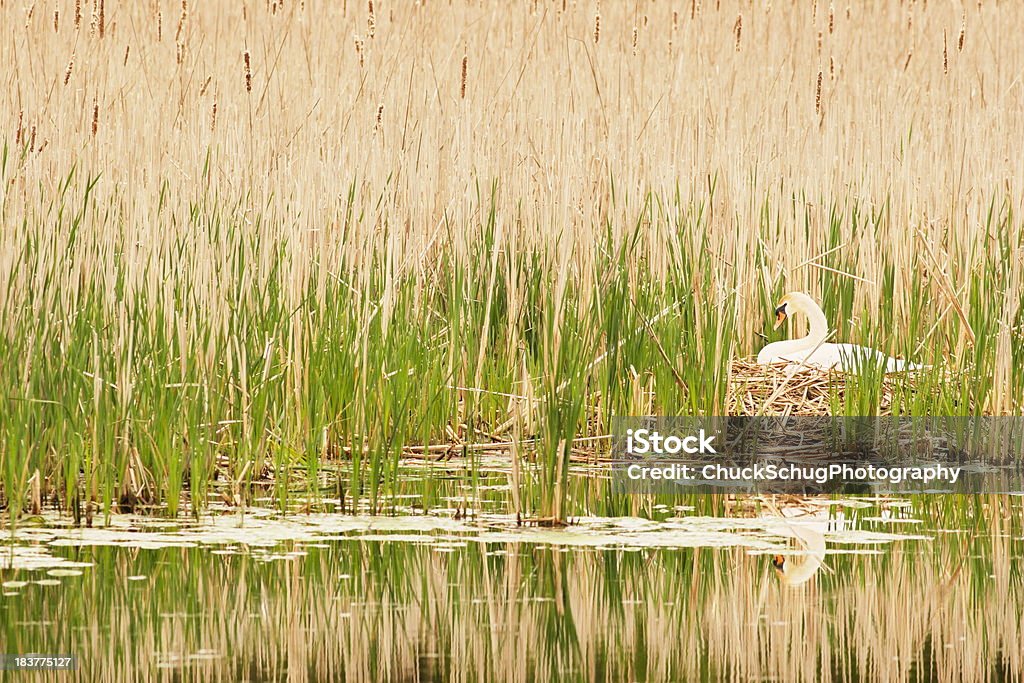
761, 497, 843, 587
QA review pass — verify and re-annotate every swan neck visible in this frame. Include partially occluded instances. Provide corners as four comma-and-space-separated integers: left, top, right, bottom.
794, 298, 829, 344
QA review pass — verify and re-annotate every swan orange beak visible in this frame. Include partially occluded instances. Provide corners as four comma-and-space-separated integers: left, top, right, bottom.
773, 304, 787, 330
771, 554, 786, 573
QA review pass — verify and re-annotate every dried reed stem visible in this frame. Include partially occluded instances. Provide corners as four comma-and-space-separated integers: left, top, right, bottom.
815, 71, 822, 115
943, 31, 948, 75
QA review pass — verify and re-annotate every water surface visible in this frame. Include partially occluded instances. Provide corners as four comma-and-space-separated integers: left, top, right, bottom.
2, 494, 1021, 683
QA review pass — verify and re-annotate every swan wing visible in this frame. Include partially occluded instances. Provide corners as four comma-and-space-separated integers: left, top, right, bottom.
827, 344, 924, 373
757, 341, 923, 373
757, 344, 846, 370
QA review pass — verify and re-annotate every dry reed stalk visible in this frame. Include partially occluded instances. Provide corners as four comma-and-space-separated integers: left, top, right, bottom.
943, 31, 948, 74
669, 10, 678, 53
98, 0, 105, 38
175, 2, 187, 62
959, 16, 966, 51
734, 14, 741, 51
177, 0, 188, 42
27, 469, 41, 515
91, 100, 98, 137
53, 9, 59, 32
815, 71, 822, 115
914, 229, 977, 346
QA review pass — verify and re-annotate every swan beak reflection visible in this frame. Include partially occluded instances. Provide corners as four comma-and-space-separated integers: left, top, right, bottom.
773, 304, 788, 330
771, 554, 786, 573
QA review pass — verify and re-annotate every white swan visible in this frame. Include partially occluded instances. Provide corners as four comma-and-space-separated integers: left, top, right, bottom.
756, 291, 922, 373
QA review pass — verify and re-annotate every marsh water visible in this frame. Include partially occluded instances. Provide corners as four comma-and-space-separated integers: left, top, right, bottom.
2, 465, 1022, 683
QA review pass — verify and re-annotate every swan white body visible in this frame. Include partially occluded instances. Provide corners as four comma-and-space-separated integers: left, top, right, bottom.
756, 292, 922, 373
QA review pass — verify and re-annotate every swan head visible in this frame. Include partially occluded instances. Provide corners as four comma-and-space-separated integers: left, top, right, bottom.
772, 291, 820, 330
770, 552, 823, 587
772, 302, 788, 329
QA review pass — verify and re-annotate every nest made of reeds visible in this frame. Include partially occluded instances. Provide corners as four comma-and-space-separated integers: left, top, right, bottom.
726, 358, 954, 416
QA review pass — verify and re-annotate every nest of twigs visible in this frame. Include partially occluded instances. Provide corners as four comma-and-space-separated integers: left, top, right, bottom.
726, 358, 942, 416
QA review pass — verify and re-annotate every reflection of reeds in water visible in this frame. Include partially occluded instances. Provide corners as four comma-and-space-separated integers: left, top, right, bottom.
3, 507, 1020, 682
